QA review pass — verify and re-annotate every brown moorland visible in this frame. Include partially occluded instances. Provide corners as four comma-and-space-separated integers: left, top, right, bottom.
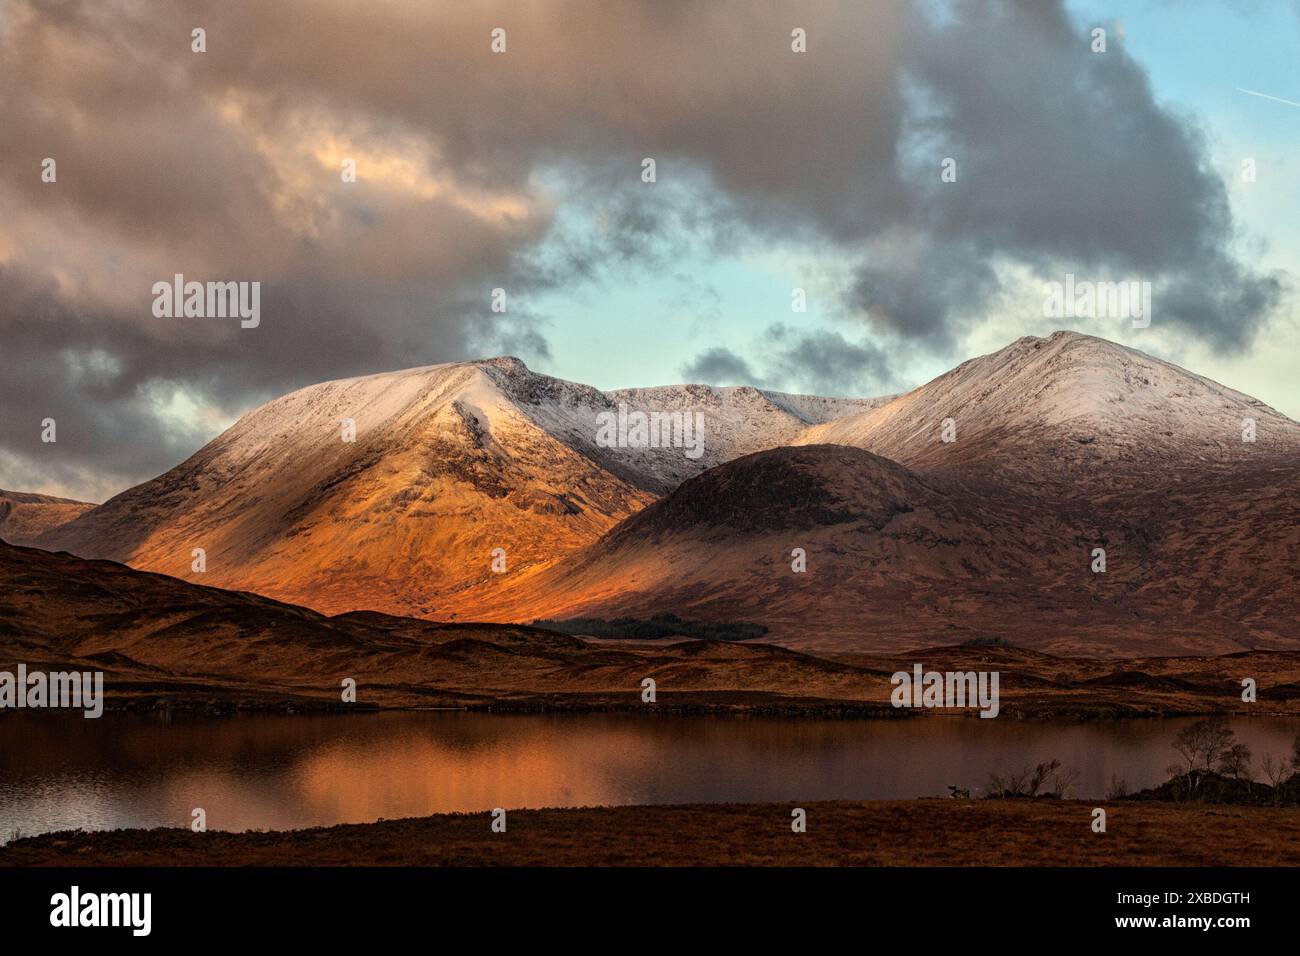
3, 539, 1299, 717
4, 799, 1300, 866
0, 489, 93, 544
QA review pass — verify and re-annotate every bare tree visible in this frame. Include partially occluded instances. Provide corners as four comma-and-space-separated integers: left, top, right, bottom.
1261, 753, 1290, 805
1220, 742, 1253, 782
1170, 717, 1236, 793
1050, 763, 1080, 798
1105, 774, 1130, 800
1027, 759, 1061, 796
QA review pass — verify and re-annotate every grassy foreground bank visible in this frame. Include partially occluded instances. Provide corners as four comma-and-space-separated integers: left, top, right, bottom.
5, 799, 1300, 866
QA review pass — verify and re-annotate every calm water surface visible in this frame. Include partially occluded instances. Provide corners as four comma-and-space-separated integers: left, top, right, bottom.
3, 712, 1298, 842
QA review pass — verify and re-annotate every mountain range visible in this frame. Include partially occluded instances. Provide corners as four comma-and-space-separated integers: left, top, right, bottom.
21, 330, 1300, 656
29, 356, 878, 617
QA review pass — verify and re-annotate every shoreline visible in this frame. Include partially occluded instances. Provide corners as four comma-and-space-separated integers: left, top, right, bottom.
6, 799, 1300, 866
10, 687, 1288, 721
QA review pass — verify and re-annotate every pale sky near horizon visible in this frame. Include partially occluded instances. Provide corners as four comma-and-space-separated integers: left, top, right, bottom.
1, 0, 1298, 502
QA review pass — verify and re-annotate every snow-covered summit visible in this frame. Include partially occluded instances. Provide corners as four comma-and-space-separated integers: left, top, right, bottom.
799, 331, 1300, 478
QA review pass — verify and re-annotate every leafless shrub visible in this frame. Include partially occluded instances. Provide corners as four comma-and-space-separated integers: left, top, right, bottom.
986, 768, 1024, 798
1105, 774, 1129, 800
988, 758, 1073, 798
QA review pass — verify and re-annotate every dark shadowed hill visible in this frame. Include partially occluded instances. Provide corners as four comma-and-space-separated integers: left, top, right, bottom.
461, 442, 1300, 656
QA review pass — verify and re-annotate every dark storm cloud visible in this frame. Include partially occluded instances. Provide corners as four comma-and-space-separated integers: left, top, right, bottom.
680, 324, 899, 397
761, 325, 900, 396
179, 0, 909, 240
680, 347, 762, 387
0, 267, 232, 499
882, 0, 1283, 349
849, 237, 1002, 349
0, 0, 1281, 497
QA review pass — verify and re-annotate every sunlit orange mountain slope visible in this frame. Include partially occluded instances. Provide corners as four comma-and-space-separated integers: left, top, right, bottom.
34, 357, 873, 617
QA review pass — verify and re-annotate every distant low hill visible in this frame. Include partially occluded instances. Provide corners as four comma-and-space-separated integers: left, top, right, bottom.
0, 489, 93, 544
3, 539, 1298, 717
0, 540, 885, 713
532, 613, 768, 642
